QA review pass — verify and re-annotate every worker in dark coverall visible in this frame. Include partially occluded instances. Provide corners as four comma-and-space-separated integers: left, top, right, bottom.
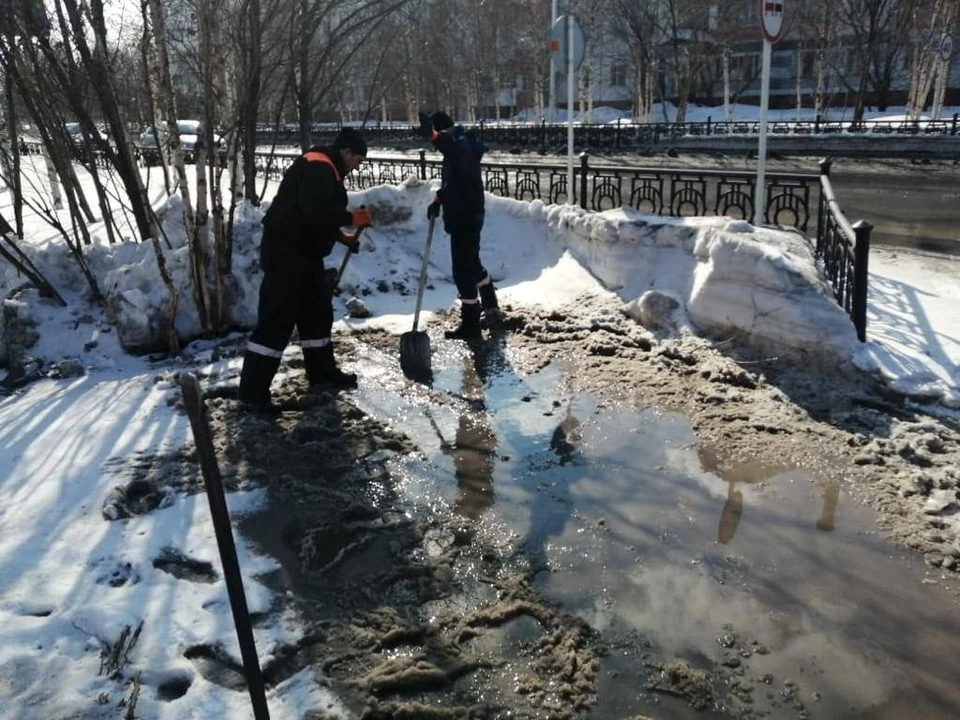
238, 128, 373, 408
425, 111, 499, 340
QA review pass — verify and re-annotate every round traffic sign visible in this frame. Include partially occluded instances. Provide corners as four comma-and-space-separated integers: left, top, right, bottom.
940, 34, 953, 62
760, 0, 785, 43
550, 15, 585, 73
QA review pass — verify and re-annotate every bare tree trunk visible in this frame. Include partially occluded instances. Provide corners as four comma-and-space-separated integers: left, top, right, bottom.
59, 0, 153, 241
812, 0, 836, 120
43, 149, 63, 209
907, 40, 938, 119
796, 44, 803, 121
197, 0, 225, 329
931, 59, 948, 119
906, 0, 957, 120
139, 1, 171, 195
240, 0, 262, 204
1, 66, 24, 237
676, 49, 690, 124
723, 46, 731, 122
147, 0, 198, 349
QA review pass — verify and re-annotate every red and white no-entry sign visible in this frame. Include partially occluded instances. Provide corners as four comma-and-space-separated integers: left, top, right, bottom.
760, 0, 785, 43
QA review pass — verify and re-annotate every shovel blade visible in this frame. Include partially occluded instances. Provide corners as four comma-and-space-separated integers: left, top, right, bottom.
400, 330, 432, 379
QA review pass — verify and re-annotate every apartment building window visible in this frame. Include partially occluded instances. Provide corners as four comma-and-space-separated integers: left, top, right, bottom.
611, 63, 628, 87
731, 53, 761, 83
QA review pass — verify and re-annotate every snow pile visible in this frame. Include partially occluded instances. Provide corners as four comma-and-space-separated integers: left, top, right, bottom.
542, 203, 859, 363
1, 178, 860, 372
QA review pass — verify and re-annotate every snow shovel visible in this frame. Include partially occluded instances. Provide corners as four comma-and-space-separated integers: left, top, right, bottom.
400, 217, 436, 377
324, 225, 366, 291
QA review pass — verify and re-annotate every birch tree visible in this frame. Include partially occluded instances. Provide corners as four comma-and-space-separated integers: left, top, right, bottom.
905, 0, 959, 120
835, 0, 915, 121
145, 0, 200, 340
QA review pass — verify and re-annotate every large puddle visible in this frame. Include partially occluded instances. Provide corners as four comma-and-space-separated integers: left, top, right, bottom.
352, 339, 960, 719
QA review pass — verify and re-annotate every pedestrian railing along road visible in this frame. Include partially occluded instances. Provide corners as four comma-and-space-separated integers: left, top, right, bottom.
260, 149, 819, 232
251, 115, 960, 151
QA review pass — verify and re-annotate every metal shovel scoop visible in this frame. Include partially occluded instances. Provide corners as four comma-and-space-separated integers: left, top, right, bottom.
399, 217, 436, 379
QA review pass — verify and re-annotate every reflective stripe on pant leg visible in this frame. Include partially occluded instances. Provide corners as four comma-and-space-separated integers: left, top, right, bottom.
245, 341, 283, 358
248, 238, 305, 354
296, 255, 335, 349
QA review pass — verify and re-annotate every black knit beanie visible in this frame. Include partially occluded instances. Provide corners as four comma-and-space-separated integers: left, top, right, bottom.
334, 127, 367, 156
430, 112, 454, 132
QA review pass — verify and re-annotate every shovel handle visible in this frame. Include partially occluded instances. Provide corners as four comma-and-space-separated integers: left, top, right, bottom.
332, 225, 365, 289
412, 218, 435, 332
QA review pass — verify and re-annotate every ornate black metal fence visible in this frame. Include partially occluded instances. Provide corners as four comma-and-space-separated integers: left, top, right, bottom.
261, 148, 869, 340
259, 149, 818, 232
815, 159, 871, 342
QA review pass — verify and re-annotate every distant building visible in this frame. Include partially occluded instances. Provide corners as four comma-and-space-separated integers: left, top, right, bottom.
501, 0, 958, 118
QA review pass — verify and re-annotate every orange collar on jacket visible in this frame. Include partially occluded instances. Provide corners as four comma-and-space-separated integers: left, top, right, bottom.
303, 151, 341, 182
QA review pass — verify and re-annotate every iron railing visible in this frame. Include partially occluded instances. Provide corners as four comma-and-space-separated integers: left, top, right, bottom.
259, 149, 818, 232
816, 158, 871, 342
252, 114, 960, 150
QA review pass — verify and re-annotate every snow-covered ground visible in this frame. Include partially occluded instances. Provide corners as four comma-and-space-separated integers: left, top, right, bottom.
1, 151, 958, 717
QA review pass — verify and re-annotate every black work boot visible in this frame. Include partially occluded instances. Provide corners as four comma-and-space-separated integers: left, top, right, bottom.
238, 351, 282, 411
479, 281, 499, 312
444, 302, 483, 340
478, 281, 502, 326
305, 345, 358, 389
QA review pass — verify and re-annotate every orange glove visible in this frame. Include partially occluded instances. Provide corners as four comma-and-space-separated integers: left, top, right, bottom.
350, 206, 373, 228
339, 231, 360, 253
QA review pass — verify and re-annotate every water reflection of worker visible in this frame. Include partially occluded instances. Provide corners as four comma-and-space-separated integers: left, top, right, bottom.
717, 481, 743, 544
816, 482, 840, 532
446, 356, 497, 519
549, 405, 582, 466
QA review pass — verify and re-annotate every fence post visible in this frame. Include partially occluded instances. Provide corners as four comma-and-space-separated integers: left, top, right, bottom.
707, 115, 712, 135
615, 118, 621, 148
479, 119, 485, 143
953, 113, 958, 136
418, 150, 426, 180
541, 118, 547, 152
815, 113, 822, 134
816, 157, 833, 254
179, 374, 271, 720
851, 220, 872, 343
579, 152, 589, 209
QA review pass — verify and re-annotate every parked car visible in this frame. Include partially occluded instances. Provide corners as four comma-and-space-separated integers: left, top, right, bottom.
138, 120, 222, 155
65, 122, 84, 144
